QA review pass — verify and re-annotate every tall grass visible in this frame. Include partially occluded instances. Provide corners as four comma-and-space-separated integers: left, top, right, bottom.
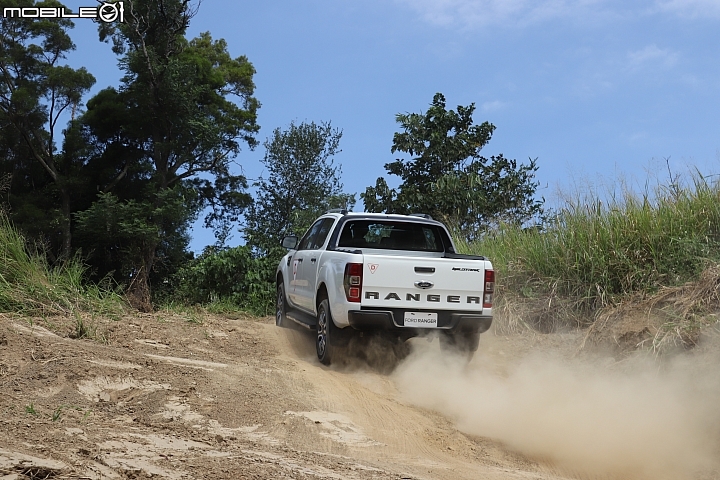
0, 214, 124, 316
460, 171, 720, 312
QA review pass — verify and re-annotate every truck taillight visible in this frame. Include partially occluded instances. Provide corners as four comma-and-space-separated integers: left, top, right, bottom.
344, 263, 363, 303
483, 269, 494, 308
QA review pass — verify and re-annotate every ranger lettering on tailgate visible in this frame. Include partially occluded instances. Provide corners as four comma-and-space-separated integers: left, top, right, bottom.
365, 291, 481, 303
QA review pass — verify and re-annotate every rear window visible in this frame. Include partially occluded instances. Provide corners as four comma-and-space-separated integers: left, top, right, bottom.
337, 220, 449, 252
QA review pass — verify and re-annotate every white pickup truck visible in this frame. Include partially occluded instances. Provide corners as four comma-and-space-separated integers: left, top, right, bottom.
276, 211, 494, 365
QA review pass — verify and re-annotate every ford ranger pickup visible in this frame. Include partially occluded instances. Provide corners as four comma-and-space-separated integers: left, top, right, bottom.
276, 211, 494, 365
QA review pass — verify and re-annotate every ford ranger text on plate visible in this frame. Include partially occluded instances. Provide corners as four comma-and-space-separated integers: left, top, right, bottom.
276, 211, 494, 365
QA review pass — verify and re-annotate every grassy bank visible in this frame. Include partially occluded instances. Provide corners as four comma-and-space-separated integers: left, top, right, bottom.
459, 172, 720, 331
0, 214, 124, 318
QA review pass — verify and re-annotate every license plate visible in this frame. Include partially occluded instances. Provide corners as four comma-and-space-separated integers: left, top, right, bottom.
404, 311, 438, 328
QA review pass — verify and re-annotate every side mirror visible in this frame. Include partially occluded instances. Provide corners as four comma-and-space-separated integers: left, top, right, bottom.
281, 235, 298, 249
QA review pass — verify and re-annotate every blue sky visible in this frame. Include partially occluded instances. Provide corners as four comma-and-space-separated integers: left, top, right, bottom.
60, 0, 720, 253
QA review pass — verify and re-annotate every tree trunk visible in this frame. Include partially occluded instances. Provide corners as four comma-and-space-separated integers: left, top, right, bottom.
126, 240, 157, 313
60, 187, 72, 260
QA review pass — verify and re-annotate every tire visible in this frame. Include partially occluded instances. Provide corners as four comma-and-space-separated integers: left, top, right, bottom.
392, 336, 412, 363
348, 333, 409, 373
316, 298, 342, 365
439, 330, 480, 362
276, 283, 288, 327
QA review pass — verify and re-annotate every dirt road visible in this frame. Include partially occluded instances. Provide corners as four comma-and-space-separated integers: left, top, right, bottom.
1, 312, 718, 479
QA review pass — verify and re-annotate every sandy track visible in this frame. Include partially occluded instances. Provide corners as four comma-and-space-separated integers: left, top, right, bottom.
271, 328, 557, 480
0, 312, 717, 479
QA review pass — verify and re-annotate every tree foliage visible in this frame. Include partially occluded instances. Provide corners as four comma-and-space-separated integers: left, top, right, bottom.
0, 0, 97, 259
73, 189, 194, 296
75, 0, 260, 309
244, 121, 355, 255
362, 93, 543, 240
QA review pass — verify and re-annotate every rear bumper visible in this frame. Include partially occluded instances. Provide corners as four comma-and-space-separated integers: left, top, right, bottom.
347, 308, 492, 334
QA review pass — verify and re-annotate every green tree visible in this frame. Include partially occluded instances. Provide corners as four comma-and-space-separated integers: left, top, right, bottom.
0, 0, 99, 259
243, 121, 355, 255
77, 0, 260, 309
73, 189, 194, 305
362, 93, 543, 240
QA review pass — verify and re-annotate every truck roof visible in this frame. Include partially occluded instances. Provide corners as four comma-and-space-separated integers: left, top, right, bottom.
325, 211, 440, 224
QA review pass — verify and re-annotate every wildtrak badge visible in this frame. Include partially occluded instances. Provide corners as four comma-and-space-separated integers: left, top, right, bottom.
3, 2, 124, 23
451, 267, 482, 272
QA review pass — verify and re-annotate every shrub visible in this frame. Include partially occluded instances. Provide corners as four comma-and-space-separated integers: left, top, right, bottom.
170, 245, 280, 316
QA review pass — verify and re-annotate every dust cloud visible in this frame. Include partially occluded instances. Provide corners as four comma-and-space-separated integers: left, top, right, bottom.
392, 335, 720, 479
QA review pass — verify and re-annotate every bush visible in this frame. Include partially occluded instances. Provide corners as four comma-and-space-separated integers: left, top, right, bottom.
170, 245, 280, 316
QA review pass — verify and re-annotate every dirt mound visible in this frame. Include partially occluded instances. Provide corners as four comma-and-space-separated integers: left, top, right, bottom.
580, 265, 720, 357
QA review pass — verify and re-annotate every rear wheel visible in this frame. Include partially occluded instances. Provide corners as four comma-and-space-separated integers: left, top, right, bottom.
316, 298, 344, 365
392, 336, 412, 362
348, 332, 410, 373
439, 330, 480, 362
276, 283, 288, 327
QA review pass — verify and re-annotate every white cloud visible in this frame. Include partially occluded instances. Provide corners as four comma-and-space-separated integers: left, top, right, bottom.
626, 45, 678, 70
680, 73, 702, 87
481, 100, 507, 112
653, 0, 720, 18
626, 131, 650, 144
395, 0, 616, 29
395, 0, 720, 29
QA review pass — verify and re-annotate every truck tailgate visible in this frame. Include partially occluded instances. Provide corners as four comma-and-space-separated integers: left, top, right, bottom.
360, 253, 488, 313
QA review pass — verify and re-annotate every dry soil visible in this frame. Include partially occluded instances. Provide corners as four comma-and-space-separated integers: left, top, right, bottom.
0, 311, 718, 479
